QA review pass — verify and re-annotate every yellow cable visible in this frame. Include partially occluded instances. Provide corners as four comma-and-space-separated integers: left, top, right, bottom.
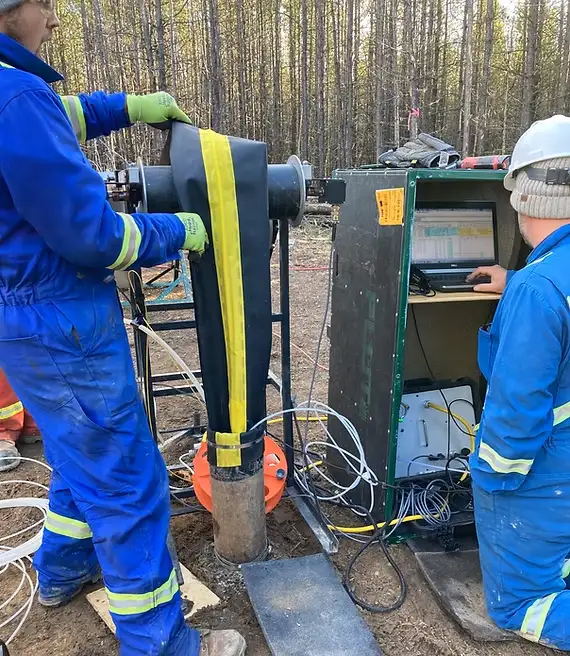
426, 402, 474, 483
300, 459, 323, 472
267, 415, 327, 425
329, 513, 438, 534
300, 462, 438, 531
328, 403, 474, 534
426, 402, 475, 451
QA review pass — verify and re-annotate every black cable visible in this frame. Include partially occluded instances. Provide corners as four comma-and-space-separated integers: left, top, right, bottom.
169, 490, 206, 512
154, 381, 198, 397
342, 495, 407, 613
447, 398, 476, 439
410, 305, 435, 380
409, 284, 436, 297
287, 236, 407, 612
286, 425, 408, 612
411, 306, 476, 445
406, 454, 431, 478
411, 305, 455, 459
449, 398, 475, 411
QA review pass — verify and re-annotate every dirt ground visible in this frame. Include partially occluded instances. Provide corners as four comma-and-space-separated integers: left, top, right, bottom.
0, 224, 555, 655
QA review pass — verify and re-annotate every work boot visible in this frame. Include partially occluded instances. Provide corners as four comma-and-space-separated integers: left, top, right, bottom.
0, 440, 20, 472
199, 629, 246, 656
38, 568, 102, 608
20, 428, 42, 444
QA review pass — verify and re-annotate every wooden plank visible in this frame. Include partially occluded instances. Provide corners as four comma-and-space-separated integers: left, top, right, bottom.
86, 564, 220, 634
409, 291, 500, 304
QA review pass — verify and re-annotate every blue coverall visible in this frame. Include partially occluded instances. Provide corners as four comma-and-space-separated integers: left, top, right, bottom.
472, 225, 570, 649
0, 34, 200, 655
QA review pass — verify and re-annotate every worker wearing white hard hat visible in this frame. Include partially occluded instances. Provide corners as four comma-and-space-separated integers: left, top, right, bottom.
468, 114, 570, 649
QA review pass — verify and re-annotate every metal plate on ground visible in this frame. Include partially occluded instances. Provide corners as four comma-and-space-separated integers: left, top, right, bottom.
408, 536, 513, 642
242, 554, 382, 656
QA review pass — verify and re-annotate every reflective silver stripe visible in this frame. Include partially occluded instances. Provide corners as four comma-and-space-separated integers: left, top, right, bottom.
44, 509, 93, 540
478, 441, 533, 476
0, 60, 14, 69
61, 95, 87, 142
553, 400, 570, 427
0, 401, 23, 420
106, 568, 178, 616
108, 213, 142, 270
562, 559, 570, 579
525, 252, 552, 269
519, 592, 558, 643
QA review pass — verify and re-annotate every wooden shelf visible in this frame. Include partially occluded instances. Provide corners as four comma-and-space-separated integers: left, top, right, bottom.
408, 291, 501, 304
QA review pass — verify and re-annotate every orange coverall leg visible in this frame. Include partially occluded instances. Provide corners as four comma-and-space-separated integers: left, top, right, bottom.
0, 368, 39, 443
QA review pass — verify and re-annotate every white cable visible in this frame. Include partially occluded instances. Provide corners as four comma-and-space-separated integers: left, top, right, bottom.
159, 431, 189, 452
0, 559, 26, 612
403, 461, 468, 475
0, 552, 36, 645
0, 517, 45, 544
178, 453, 195, 478
0, 456, 52, 473
0, 499, 48, 566
252, 402, 379, 514
0, 480, 49, 493
0, 491, 47, 646
124, 319, 205, 403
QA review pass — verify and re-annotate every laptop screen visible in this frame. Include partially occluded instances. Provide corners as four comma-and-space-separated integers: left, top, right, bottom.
412, 204, 496, 269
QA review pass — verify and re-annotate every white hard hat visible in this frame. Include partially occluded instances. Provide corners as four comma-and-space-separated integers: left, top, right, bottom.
504, 114, 570, 190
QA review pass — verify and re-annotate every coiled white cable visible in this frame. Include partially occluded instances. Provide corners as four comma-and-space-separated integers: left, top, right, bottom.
0, 498, 49, 567
0, 457, 50, 646
251, 401, 379, 514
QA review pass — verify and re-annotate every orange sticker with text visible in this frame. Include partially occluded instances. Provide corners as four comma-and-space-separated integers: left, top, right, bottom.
376, 188, 404, 226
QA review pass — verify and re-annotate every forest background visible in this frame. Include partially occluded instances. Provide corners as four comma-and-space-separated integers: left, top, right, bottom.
46, 0, 561, 174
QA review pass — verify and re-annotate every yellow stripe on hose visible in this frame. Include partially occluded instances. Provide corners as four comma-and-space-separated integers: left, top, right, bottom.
200, 129, 246, 467
215, 432, 244, 468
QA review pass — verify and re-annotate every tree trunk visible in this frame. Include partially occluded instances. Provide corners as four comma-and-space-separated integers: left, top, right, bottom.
521, 0, 540, 130
461, 0, 474, 155
404, 0, 419, 139
300, 0, 309, 158
391, 0, 400, 145
315, 0, 326, 173
476, 0, 494, 152
558, 0, 570, 111
344, 0, 355, 167
272, 0, 282, 158
374, 0, 385, 157
207, 0, 222, 130
155, 0, 167, 89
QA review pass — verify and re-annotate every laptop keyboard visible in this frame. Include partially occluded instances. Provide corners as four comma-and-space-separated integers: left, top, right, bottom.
428, 273, 491, 289
428, 273, 471, 284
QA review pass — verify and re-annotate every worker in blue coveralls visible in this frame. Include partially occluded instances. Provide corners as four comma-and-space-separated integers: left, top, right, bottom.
0, 0, 246, 655
466, 115, 570, 650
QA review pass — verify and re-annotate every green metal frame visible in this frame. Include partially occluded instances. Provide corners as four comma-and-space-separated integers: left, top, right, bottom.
383, 168, 507, 524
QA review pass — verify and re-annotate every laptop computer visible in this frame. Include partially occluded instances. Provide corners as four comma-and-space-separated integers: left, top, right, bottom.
411, 201, 498, 292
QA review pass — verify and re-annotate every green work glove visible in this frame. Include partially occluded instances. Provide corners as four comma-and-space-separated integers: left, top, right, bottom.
176, 213, 208, 257
127, 92, 191, 127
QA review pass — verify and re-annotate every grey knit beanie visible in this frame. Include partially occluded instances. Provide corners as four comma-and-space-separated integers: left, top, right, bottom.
0, 0, 25, 12
510, 156, 570, 219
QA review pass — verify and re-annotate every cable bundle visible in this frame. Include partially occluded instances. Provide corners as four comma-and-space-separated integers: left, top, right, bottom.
0, 457, 51, 647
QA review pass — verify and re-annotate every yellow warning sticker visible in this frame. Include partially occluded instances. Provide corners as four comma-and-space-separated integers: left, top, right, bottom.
376, 188, 405, 226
